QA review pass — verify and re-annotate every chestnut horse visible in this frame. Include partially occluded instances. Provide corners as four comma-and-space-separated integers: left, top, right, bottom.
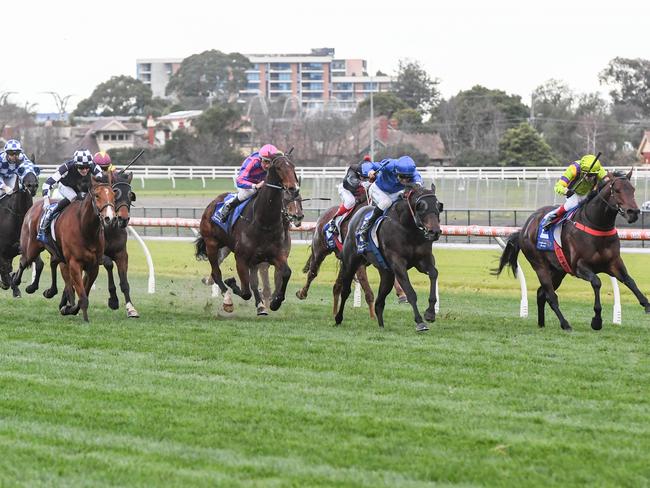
494, 170, 649, 331
13, 179, 116, 321
0, 164, 40, 297
333, 185, 443, 332
195, 153, 300, 313
40, 171, 139, 317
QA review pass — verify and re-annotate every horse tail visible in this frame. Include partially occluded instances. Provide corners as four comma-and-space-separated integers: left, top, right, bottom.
302, 246, 313, 273
492, 232, 520, 277
194, 234, 208, 261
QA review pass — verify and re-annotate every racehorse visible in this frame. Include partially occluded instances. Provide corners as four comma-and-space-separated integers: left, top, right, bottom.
494, 170, 650, 331
0, 164, 40, 297
13, 178, 117, 322
40, 171, 139, 317
195, 153, 300, 313
201, 187, 304, 315
333, 185, 443, 332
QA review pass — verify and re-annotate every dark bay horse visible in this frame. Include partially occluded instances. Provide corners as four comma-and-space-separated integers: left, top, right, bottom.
201, 187, 304, 315
494, 170, 650, 331
41, 171, 139, 317
0, 166, 40, 297
195, 153, 300, 313
13, 179, 117, 321
334, 185, 443, 332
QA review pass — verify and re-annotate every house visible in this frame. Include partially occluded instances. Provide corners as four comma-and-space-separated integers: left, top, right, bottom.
59, 118, 147, 157
151, 110, 203, 145
638, 130, 650, 164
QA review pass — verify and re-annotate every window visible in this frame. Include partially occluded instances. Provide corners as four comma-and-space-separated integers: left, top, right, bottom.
333, 92, 353, 100
302, 72, 323, 80
247, 73, 260, 81
118, 134, 125, 141
270, 62, 291, 70
165, 63, 173, 75
270, 73, 291, 81
301, 62, 322, 70
270, 82, 292, 91
302, 82, 323, 91
103, 134, 109, 141
331, 60, 345, 70
333, 82, 352, 91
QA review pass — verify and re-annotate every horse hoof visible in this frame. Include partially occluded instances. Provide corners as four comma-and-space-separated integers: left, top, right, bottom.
424, 311, 436, 322
591, 317, 603, 330
257, 305, 269, 316
13, 290, 21, 299
296, 290, 306, 300
415, 323, 429, 332
222, 303, 234, 313
397, 295, 408, 304
108, 297, 119, 310
126, 303, 140, 318
645, 304, 650, 314
60, 305, 71, 315
25, 284, 37, 294
270, 298, 283, 311
0, 281, 9, 290
561, 325, 573, 332
43, 288, 57, 299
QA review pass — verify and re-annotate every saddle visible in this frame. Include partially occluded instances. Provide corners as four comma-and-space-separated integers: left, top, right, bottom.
211, 193, 254, 233
355, 208, 390, 269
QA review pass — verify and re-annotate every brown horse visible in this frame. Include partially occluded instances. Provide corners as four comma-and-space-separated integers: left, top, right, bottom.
40, 171, 139, 317
202, 187, 304, 315
195, 153, 300, 313
334, 185, 443, 332
494, 170, 650, 331
13, 179, 117, 321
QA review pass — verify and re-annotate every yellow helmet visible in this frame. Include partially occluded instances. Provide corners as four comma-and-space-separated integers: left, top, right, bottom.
578, 154, 603, 174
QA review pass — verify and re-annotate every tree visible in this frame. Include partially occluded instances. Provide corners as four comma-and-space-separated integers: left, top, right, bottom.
498, 123, 557, 166
599, 57, 650, 117
165, 50, 250, 109
355, 92, 407, 119
393, 108, 423, 133
394, 59, 440, 113
73, 76, 153, 116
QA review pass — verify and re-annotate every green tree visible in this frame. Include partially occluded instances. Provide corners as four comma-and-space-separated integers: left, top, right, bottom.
498, 122, 557, 166
355, 92, 407, 119
73, 76, 153, 116
599, 57, 650, 117
531, 79, 578, 161
165, 50, 250, 109
393, 108, 423, 133
394, 59, 440, 113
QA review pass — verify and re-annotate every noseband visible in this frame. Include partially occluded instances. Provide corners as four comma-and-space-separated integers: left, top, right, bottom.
90, 184, 115, 217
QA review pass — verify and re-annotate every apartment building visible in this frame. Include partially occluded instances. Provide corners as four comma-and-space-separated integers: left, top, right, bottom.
137, 48, 393, 112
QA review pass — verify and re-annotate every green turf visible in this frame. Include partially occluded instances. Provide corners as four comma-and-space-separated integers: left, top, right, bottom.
1, 243, 649, 487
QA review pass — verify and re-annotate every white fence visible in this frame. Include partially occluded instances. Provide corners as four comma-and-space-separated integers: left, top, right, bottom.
127, 218, 650, 325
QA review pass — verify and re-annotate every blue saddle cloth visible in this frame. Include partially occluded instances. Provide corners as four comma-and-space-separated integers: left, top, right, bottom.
37, 203, 59, 244
536, 208, 578, 251
211, 194, 253, 233
355, 209, 390, 270
324, 222, 338, 251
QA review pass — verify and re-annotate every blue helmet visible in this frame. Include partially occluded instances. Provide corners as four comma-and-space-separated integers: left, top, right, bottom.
4, 139, 22, 153
395, 156, 416, 178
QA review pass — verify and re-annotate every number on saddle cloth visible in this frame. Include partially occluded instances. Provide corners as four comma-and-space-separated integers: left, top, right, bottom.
536, 208, 579, 251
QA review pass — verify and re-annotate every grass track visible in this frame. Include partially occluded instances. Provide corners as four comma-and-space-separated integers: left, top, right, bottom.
1, 243, 649, 486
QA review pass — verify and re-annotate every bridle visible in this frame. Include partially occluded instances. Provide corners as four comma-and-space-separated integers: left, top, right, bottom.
112, 181, 133, 213
594, 176, 629, 218
404, 188, 442, 239
89, 183, 116, 219
264, 155, 299, 193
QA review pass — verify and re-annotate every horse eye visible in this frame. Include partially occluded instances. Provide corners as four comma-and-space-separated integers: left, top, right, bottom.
417, 201, 428, 211
114, 189, 122, 199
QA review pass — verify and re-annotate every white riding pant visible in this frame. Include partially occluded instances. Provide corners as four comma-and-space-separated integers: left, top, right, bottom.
56, 184, 79, 201
0, 174, 17, 196
562, 192, 588, 212
369, 183, 402, 211
236, 188, 257, 201
337, 184, 356, 210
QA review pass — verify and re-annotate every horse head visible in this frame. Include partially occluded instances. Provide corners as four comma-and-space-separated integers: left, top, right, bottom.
403, 184, 443, 241
283, 189, 304, 227
90, 178, 117, 228
597, 170, 640, 224
111, 171, 136, 228
18, 163, 40, 196
267, 153, 300, 198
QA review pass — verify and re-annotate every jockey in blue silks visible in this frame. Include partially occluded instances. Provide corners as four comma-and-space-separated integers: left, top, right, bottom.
357, 155, 423, 252
0, 139, 34, 198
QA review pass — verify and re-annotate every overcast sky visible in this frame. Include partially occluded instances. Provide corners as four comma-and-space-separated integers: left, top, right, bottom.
6, 0, 648, 112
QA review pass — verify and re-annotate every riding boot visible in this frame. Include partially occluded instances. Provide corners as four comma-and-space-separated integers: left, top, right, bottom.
357, 206, 383, 252
38, 198, 70, 242
215, 197, 241, 223
541, 205, 567, 231
327, 204, 348, 234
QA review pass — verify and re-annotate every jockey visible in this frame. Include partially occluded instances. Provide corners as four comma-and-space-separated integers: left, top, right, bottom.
357, 155, 423, 252
37, 149, 103, 242
214, 144, 280, 223
93, 151, 117, 173
540, 154, 610, 230
0, 139, 33, 198
326, 154, 373, 234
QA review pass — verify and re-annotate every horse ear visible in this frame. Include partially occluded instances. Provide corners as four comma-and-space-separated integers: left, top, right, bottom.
430, 182, 436, 193
127, 171, 134, 183
626, 168, 633, 180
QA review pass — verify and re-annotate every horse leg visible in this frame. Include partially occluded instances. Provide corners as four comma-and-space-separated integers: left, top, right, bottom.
205, 239, 229, 294
24, 256, 45, 296
258, 262, 272, 309
42, 257, 59, 298
114, 251, 138, 318
536, 286, 546, 328
269, 257, 291, 311
333, 253, 364, 325
394, 278, 408, 304
608, 257, 650, 314
296, 245, 329, 300
575, 262, 603, 330
250, 264, 268, 316
58, 264, 75, 314
0, 258, 11, 290
419, 261, 439, 323
103, 255, 119, 310
393, 263, 428, 332
72, 261, 95, 322
233, 258, 252, 301
534, 268, 571, 331
355, 266, 376, 319
374, 268, 396, 329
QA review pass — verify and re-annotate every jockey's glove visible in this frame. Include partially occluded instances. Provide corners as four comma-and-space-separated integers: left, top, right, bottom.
43, 198, 50, 209
565, 189, 575, 198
